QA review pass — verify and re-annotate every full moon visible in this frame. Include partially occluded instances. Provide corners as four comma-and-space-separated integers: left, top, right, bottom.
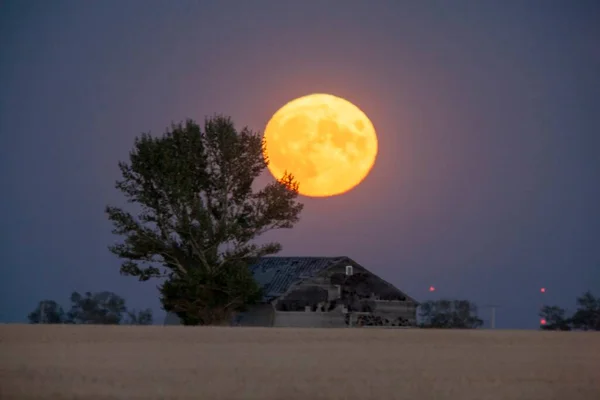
263, 93, 378, 197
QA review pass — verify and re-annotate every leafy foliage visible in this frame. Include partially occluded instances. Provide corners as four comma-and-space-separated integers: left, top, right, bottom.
541, 291, 600, 331
28, 300, 65, 324
66, 291, 127, 325
161, 261, 262, 325
105, 116, 303, 325
539, 305, 571, 331
419, 299, 483, 329
571, 291, 600, 331
125, 308, 154, 325
27, 291, 152, 325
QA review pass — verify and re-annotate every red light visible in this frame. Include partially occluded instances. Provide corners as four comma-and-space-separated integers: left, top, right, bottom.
540, 318, 547, 325
540, 288, 546, 293
429, 286, 435, 292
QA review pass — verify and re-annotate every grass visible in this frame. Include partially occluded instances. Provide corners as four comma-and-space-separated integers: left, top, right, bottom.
1, 324, 598, 399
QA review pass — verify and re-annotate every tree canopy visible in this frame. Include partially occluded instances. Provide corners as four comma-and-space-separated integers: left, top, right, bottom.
66, 291, 127, 325
27, 291, 153, 325
538, 305, 571, 331
125, 308, 154, 325
571, 291, 600, 331
28, 300, 65, 324
540, 291, 600, 331
105, 116, 303, 325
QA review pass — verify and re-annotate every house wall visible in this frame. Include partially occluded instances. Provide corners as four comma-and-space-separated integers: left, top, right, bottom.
372, 300, 417, 325
164, 305, 416, 328
271, 265, 419, 327
273, 310, 346, 328
165, 305, 346, 328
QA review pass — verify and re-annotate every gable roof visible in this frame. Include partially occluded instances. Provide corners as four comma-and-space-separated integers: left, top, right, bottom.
249, 256, 418, 304
250, 256, 348, 302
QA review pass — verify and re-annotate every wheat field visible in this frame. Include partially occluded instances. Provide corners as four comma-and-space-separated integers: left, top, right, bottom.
0, 324, 598, 400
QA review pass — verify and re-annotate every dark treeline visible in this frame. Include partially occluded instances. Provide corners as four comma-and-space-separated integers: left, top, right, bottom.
418, 291, 599, 330
28, 291, 153, 325
539, 291, 599, 331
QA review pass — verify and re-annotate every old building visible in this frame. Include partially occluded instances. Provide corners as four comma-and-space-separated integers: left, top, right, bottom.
164, 256, 419, 328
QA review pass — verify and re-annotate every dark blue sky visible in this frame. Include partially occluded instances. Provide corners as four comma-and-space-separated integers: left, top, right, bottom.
1, 1, 599, 328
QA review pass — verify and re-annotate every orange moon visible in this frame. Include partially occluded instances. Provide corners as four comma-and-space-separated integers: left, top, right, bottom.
263, 94, 378, 197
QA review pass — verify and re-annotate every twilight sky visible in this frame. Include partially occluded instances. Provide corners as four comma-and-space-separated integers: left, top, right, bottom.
1, 1, 599, 328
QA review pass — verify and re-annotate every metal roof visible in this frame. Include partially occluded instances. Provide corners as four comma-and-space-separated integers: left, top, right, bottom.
250, 256, 348, 302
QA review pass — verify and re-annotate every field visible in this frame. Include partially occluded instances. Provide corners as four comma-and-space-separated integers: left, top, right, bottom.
1, 325, 599, 400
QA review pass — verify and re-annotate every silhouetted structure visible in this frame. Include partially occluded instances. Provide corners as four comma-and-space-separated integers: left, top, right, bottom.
164, 256, 419, 327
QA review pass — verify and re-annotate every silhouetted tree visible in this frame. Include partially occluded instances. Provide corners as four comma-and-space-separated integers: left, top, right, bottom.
125, 308, 154, 325
28, 300, 65, 324
106, 117, 303, 325
539, 305, 571, 331
571, 291, 600, 331
419, 299, 483, 329
538, 291, 599, 331
66, 291, 127, 324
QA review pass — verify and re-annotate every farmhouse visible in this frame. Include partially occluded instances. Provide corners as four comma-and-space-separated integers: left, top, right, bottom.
164, 256, 419, 328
